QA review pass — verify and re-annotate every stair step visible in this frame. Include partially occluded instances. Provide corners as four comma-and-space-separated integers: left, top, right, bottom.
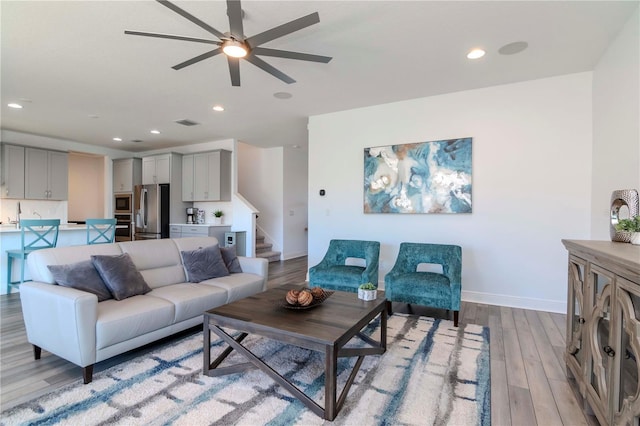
255, 235, 265, 244
255, 242, 272, 253
256, 250, 281, 263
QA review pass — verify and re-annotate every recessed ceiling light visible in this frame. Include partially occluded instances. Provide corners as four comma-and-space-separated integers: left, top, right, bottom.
274, 92, 293, 99
8, 103, 23, 109
466, 48, 485, 59
213, 105, 225, 112
150, 130, 160, 134
498, 41, 529, 55
113, 137, 123, 142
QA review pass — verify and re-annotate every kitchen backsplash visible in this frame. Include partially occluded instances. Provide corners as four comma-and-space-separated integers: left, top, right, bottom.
0, 199, 68, 224
192, 201, 233, 224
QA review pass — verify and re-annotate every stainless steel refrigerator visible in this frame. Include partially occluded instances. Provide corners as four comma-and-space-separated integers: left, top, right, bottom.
134, 184, 170, 240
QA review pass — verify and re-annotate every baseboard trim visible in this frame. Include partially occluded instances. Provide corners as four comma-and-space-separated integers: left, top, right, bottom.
461, 290, 566, 314
283, 251, 308, 261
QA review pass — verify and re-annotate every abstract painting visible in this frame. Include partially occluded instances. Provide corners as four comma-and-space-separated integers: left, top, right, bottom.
364, 138, 472, 214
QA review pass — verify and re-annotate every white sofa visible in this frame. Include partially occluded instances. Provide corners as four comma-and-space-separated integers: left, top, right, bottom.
21, 237, 268, 383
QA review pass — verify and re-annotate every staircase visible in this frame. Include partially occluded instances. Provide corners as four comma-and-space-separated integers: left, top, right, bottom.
255, 234, 281, 263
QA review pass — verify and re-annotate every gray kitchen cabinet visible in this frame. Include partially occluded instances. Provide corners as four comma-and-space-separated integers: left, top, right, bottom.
142, 154, 171, 184
181, 154, 195, 202
113, 158, 141, 193
0, 144, 25, 199
181, 150, 231, 202
169, 225, 182, 238
25, 147, 68, 200
562, 240, 640, 426
170, 224, 231, 242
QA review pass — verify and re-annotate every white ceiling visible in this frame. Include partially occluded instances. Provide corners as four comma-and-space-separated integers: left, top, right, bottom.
1, 1, 637, 152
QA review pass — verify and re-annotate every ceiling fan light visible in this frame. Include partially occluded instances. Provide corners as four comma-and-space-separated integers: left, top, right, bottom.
223, 40, 248, 58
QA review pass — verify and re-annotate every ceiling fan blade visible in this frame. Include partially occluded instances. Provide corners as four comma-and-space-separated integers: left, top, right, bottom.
226, 0, 244, 39
157, 0, 226, 40
245, 12, 320, 49
172, 48, 223, 70
252, 47, 332, 63
245, 55, 295, 84
124, 30, 221, 45
227, 57, 241, 86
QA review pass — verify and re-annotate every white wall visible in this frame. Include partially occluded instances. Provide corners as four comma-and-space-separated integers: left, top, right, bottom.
591, 6, 640, 239
68, 152, 105, 221
308, 73, 593, 313
283, 145, 309, 259
237, 142, 284, 256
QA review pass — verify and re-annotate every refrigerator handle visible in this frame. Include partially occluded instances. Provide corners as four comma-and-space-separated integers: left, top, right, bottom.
140, 188, 147, 229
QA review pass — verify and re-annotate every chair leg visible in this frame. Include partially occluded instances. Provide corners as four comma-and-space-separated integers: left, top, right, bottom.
6, 254, 12, 294
454, 311, 459, 327
386, 300, 393, 316
83, 365, 94, 384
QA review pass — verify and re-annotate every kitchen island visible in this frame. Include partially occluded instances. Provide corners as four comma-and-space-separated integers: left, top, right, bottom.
1, 223, 97, 295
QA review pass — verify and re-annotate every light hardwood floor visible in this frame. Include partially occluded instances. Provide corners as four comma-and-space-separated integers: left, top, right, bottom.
1, 256, 596, 424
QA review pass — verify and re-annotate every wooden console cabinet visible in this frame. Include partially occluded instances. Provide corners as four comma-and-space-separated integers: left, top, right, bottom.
562, 240, 640, 426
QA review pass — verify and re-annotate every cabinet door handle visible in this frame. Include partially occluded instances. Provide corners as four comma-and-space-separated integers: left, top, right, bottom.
603, 345, 616, 357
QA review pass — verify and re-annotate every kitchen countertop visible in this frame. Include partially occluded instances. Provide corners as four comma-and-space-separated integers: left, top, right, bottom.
170, 223, 231, 227
0, 223, 91, 233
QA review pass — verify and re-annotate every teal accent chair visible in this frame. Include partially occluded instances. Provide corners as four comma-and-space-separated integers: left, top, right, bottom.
86, 218, 117, 244
385, 242, 462, 326
308, 239, 380, 293
6, 219, 60, 294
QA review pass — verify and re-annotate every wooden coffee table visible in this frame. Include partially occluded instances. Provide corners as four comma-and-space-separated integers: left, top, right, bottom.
203, 284, 387, 420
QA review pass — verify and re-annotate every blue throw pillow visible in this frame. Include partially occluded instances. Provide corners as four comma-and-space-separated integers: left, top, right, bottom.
48, 260, 113, 302
181, 244, 230, 283
91, 253, 151, 300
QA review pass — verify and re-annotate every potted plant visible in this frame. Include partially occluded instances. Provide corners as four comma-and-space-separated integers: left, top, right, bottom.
213, 210, 224, 225
615, 215, 640, 245
358, 282, 377, 301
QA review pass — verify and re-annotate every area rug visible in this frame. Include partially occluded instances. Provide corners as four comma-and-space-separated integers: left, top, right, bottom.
1, 314, 490, 426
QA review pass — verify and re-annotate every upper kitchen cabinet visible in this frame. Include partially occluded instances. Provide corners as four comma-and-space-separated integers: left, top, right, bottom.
182, 150, 231, 202
25, 147, 68, 200
113, 158, 142, 193
0, 144, 25, 199
142, 154, 172, 185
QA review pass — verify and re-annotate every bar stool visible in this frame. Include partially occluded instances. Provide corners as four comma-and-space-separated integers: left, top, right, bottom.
86, 218, 116, 244
6, 219, 60, 294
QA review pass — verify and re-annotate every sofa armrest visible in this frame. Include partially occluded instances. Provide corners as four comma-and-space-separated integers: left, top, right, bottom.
20, 282, 98, 367
237, 256, 269, 291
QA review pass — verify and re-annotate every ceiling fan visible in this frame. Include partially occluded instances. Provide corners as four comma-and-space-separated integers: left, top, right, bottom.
125, 0, 332, 86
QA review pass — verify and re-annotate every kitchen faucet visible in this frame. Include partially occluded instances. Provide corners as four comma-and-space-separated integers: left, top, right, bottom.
33, 211, 42, 219
16, 202, 21, 229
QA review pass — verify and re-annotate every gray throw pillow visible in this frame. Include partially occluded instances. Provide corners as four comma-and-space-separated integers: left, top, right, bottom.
48, 260, 113, 302
220, 245, 243, 274
181, 244, 230, 283
91, 253, 151, 301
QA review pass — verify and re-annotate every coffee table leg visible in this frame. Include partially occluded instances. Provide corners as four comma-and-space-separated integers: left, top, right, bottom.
325, 344, 338, 420
203, 320, 211, 374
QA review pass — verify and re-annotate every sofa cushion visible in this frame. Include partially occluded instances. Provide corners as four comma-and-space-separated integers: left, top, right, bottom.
47, 260, 113, 302
200, 273, 265, 303
91, 253, 151, 300
181, 244, 229, 283
148, 283, 228, 323
96, 295, 175, 349
220, 245, 243, 274
119, 239, 186, 289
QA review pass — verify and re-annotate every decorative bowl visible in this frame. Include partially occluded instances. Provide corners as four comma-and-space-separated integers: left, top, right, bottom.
281, 288, 334, 310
